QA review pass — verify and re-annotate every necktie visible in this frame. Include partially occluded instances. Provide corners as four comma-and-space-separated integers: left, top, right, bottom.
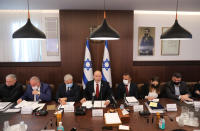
66, 87, 70, 97
36, 89, 39, 101
125, 85, 129, 96
36, 94, 39, 101
96, 83, 99, 98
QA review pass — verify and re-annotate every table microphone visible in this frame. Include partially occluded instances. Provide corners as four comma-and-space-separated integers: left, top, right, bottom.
111, 95, 117, 108
92, 92, 95, 106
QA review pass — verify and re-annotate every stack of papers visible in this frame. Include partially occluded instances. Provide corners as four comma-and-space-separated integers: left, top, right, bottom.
82, 101, 106, 109
0, 102, 13, 111
145, 102, 164, 113
184, 100, 194, 105
104, 113, 122, 125
125, 97, 139, 106
15, 100, 45, 110
166, 104, 177, 111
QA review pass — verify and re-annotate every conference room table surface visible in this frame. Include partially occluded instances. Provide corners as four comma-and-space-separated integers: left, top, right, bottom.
0, 98, 200, 131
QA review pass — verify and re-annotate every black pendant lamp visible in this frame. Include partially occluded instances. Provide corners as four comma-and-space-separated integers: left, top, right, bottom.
160, 0, 192, 40
89, 0, 120, 40
12, 0, 46, 39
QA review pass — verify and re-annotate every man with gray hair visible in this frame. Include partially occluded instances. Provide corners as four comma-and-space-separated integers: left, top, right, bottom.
0, 74, 23, 102
17, 76, 51, 104
56, 74, 80, 105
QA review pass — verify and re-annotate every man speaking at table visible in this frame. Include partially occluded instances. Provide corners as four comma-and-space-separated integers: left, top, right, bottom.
80, 70, 112, 106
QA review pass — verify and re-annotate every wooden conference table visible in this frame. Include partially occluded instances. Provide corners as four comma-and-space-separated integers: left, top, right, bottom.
0, 98, 200, 131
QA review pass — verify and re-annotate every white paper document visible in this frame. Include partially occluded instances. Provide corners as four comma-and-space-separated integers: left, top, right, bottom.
93, 101, 106, 108
133, 105, 144, 112
119, 125, 130, 130
82, 101, 106, 108
82, 101, 92, 108
104, 113, 122, 125
4, 108, 21, 113
0, 102, 11, 110
15, 100, 45, 110
125, 97, 138, 103
184, 100, 194, 105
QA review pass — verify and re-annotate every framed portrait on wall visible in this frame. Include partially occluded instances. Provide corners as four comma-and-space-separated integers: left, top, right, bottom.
138, 27, 155, 56
161, 27, 180, 56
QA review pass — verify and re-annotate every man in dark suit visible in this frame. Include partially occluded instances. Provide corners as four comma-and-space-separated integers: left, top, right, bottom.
116, 73, 138, 100
193, 81, 200, 98
0, 74, 23, 102
17, 76, 51, 103
165, 73, 192, 101
80, 70, 112, 106
56, 74, 80, 105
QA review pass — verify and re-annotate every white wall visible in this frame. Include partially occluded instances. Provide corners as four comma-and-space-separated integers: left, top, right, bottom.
133, 10, 200, 61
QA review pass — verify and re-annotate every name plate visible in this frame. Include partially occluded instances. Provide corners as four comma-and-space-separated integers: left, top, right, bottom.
92, 109, 103, 117
133, 105, 143, 112
21, 107, 33, 114
194, 101, 200, 108
64, 105, 74, 112
166, 104, 177, 111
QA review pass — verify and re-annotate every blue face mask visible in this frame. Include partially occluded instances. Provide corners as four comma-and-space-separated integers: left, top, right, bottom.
66, 83, 73, 88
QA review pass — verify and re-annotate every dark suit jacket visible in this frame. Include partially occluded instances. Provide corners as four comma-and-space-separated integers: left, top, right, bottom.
0, 82, 23, 102
116, 82, 138, 100
193, 83, 200, 98
56, 83, 80, 102
84, 80, 112, 101
165, 81, 190, 100
21, 83, 51, 102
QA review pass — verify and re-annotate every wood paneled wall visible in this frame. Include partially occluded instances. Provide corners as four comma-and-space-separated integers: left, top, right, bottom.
0, 10, 200, 88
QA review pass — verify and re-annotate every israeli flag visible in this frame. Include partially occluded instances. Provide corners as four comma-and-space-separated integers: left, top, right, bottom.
102, 40, 112, 87
82, 40, 93, 89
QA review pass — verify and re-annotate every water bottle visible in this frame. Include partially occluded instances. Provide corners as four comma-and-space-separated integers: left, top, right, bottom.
20, 121, 26, 131
57, 122, 64, 131
3, 121, 10, 131
159, 115, 165, 129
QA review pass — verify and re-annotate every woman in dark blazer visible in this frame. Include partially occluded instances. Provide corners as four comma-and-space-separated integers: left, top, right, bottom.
140, 76, 160, 100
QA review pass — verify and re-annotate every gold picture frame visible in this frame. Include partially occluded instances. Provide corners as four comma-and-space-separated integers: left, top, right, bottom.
161, 27, 180, 56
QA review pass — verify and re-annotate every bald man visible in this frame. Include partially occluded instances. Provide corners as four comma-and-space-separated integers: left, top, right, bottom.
17, 76, 51, 104
80, 70, 112, 106
0, 74, 23, 102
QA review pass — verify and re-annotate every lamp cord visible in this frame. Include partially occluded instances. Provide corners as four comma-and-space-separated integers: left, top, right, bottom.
176, 0, 178, 20
27, 0, 30, 19
104, 0, 106, 19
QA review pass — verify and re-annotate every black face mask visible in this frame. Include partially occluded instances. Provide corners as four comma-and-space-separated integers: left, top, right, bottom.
151, 84, 158, 88
174, 82, 180, 85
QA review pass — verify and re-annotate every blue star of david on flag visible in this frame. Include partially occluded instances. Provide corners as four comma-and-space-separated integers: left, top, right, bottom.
102, 40, 112, 87
84, 58, 92, 71
102, 58, 110, 71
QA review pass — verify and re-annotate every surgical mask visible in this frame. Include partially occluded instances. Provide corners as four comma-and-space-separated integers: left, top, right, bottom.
174, 82, 180, 85
151, 84, 159, 88
66, 83, 73, 88
123, 80, 129, 85
32, 86, 38, 90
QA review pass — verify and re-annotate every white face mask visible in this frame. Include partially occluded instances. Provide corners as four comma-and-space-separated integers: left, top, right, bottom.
32, 86, 38, 90
123, 79, 129, 85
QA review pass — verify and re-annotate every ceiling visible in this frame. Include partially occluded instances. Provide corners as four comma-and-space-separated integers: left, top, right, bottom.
0, 0, 200, 11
